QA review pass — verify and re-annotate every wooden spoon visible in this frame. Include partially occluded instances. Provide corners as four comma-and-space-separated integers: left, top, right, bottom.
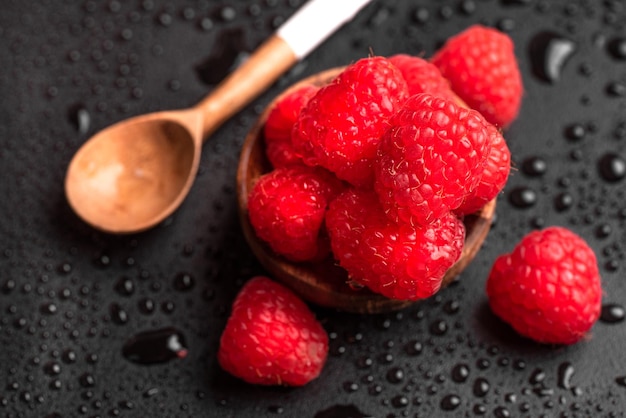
237, 67, 497, 314
65, 0, 372, 234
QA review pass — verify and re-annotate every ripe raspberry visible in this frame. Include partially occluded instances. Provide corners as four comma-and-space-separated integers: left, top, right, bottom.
218, 276, 329, 386
264, 84, 319, 168
431, 25, 523, 128
388, 54, 459, 103
292, 56, 409, 187
374, 93, 492, 226
456, 123, 511, 215
486, 227, 602, 345
325, 189, 465, 300
248, 165, 343, 262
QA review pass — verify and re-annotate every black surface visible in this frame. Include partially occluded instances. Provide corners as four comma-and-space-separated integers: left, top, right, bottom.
1, 0, 626, 417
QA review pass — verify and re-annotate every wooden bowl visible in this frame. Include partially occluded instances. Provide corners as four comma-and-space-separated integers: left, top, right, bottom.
237, 67, 496, 314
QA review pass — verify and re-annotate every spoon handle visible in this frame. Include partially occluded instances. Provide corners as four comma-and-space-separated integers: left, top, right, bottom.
194, 0, 372, 139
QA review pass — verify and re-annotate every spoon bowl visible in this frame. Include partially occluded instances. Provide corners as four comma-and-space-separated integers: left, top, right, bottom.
65, 110, 202, 233
237, 67, 497, 314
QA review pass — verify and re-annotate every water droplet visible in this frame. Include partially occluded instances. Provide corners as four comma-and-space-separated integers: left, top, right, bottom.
564, 123, 586, 141
606, 81, 626, 97
44, 361, 61, 376
598, 153, 626, 182
528, 31, 577, 83
67, 103, 91, 134
404, 340, 423, 356
314, 404, 373, 418
79, 373, 96, 388
494, 406, 511, 418
173, 272, 195, 291
509, 186, 538, 208
429, 319, 448, 336
440, 394, 461, 411
529, 368, 546, 384
600, 303, 625, 323
521, 156, 547, 176
557, 362, 575, 390
122, 327, 188, 365
386, 367, 405, 384
554, 192, 574, 212
114, 276, 135, 296
473, 377, 490, 397
138, 298, 155, 314
607, 37, 626, 60
40, 302, 58, 315
451, 363, 470, 383
110, 303, 129, 325
195, 28, 249, 86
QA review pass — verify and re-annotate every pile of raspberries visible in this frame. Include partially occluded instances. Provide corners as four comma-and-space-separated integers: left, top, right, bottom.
248, 24, 519, 301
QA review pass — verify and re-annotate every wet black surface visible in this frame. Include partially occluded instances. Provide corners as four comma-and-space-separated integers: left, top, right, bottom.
1, 0, 626, 417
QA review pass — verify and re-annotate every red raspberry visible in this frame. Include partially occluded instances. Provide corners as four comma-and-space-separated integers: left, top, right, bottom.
486, 227, 602, 345
431, 25, 523, 128
374, 93, 492, 226
292, 56, 409, 187
248, 165, 343, 262
325, 189, 465, 300
218, 276, 329, 386
264, 84, 319, 168
388, 54, 459, 103
456, 123, 511, 215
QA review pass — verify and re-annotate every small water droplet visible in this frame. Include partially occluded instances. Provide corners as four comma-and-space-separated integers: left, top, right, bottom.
429, 319, 448, 336
598, 153, 626, 182
386, 367, 405, 384
173, 272, 195, 291
114, 276, 135, 296
451, 363, 470, 383
67, 103, 91, 134
521, 156, 547, 176
509, 186, 538, 208
607, 37, 626, 60
79, 373, 96, 388
440, 394, 461, 411
473, 377, 490, 397
600, 303, 625, 323
558, 362, 575, 390
110, 303, 129, 325
529, 368, 546, 384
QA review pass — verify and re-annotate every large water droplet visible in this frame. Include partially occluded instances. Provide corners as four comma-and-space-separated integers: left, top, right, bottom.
314, 404, 373, 418
528, 31, 577, 83
122, 327, 188, 365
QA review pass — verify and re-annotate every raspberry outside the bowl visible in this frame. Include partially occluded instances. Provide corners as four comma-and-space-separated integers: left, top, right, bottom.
486, 227, 602, 345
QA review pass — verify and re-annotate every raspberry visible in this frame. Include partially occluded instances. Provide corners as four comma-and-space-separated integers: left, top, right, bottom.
264, 84, 319, 168
325, 189, 465, 300
456, 123, 511, 215
292, 56, 409, 187
432, 25, 523, 128
374, 93, 492, 226
248, 165, 343, 262
388, 54, 459, 103
486, 227, 602, 345
218, 276, 329, 386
